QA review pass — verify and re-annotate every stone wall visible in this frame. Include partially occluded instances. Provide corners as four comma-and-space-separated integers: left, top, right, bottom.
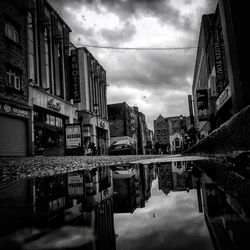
184, 105, 250, 156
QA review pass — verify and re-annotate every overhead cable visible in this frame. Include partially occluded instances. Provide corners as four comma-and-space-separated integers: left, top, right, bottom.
78, 44, 197, 50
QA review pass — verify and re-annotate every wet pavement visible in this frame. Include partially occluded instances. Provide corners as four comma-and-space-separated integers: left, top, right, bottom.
0, 155, 249, 250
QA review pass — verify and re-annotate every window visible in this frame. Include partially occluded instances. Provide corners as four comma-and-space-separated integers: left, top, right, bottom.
44, 28, 51, 90
6, 68, 21, 90
45, 114, 62, 127
28, 12, 35, 82
5, 22, 19, 43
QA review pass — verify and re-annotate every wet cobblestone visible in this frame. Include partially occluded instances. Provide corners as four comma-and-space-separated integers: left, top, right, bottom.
0, 155, 167, 183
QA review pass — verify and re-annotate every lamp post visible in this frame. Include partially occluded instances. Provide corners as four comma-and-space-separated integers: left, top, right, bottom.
180, 114, 184, 152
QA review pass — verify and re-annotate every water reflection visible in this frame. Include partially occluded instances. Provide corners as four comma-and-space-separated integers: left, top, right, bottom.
0, 158, 250, 250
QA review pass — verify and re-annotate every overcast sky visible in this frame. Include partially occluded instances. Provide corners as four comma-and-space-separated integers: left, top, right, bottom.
50, 0, 217, 130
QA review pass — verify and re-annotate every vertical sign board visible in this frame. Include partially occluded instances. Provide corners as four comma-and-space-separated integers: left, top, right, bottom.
68, 172, 84, 198
70, 49, 81, 102
65, 124, 82, 149
196, 89, 208, 121
213, 28, 226, 95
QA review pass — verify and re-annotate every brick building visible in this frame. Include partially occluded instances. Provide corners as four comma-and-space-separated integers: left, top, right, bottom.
0, 0, 32, 156
154, 114, 189, 154
107, 102, 147, 155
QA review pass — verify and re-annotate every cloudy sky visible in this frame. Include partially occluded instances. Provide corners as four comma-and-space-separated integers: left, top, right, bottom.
50, 0, 217, 130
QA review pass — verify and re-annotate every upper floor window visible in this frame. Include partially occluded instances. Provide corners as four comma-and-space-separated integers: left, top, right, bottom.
5, 22, 19, 43
6, 68, 21, 90
28, 12, 35, 82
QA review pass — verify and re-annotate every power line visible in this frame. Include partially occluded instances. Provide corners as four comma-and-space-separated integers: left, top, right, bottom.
78, 44, 197, 51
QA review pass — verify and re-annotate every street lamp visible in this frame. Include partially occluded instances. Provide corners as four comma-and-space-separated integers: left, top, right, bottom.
180, 114, 184, 151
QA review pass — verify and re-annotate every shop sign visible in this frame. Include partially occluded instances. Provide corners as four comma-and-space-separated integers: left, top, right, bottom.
213, 39, 226, 95
99, 121, 105, 128
65, 124, 82, 149
0, 103, 29, 118
68, 172, 84, 197
196, 89, 208, 121
47, 99, 61, 112
70, 49, 81, 103
82, 126, 91, 137
216, 85, 232, 112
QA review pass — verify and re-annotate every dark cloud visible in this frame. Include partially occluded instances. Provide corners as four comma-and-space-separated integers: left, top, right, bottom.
106, 49, 195, 92
50, 0, 197, 31
100, 21, 136, 46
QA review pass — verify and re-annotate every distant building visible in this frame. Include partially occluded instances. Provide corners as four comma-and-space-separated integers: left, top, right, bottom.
107, 102, 148, 154
153, 114, 189, 154
153, 115, 169, 153
167, 115, 189, 154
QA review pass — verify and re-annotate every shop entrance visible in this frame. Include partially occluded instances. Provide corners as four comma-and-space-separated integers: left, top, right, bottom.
96, 127, 107, 155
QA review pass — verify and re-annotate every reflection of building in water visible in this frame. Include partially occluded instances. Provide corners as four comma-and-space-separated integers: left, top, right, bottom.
200, 172, 249, 250
0, 168, 115, 250
172, 161, 193, 192
112, 163, 155, 213
157, 161, 196, 195
157, 162, 173, 196
82, 166, 115, 250
112, 165, 137, 213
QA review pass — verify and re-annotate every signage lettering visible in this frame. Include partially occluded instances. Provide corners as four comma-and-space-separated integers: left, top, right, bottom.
70, 49, 81, 103
65, 124, 82, 149
0, 103, 29, 118
47, 99, 61, 111
213, 38, 226, 95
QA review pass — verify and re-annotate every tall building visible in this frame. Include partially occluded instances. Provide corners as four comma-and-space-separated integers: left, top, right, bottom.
26, 0, 78, 156
0, 0, 33, 156
192, 0, 249, 137
74, 47, 110, 155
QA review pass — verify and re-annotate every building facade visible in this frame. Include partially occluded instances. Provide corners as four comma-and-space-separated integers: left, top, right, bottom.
153, 114, 189, 154
192, 0, 249, 138
0, 0, 33, 156
153, 115, 169, 153
108, 102, 148, 155
74, 47, 110, 155
27, 0, 78, 156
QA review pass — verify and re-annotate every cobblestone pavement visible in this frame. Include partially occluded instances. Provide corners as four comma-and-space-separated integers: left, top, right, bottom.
0, 154, 173, 182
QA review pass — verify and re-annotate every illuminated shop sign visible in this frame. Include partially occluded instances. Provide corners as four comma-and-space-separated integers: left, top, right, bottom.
70, 49, 81, 103
216, 85, 232, 112
65, 124, 82, 149
47, 98, 61, 111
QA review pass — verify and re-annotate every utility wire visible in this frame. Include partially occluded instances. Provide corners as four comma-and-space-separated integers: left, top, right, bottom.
78, 44, 197, 50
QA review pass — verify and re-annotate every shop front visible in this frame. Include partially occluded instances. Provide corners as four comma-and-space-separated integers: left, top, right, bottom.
29, 87, 78, 156
0, 100, 32, 156
33, 106, 66, 155
96, 119, 110, 155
